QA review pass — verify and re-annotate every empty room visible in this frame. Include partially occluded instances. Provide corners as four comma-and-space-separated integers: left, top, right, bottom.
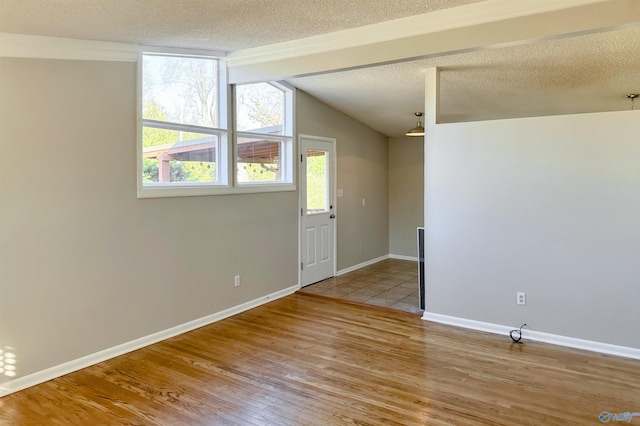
1, 1, 639, 424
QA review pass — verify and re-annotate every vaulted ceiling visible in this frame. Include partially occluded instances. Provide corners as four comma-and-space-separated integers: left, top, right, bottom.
290, 25, 640, 136
1, 0, 639, 137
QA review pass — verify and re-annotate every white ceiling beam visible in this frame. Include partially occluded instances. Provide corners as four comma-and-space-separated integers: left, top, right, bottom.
227, 0, 640, 84
424, 68, 440, 128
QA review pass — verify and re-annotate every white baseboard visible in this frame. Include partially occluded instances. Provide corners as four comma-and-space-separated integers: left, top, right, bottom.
389, 254, 418, 262
422, 312, 640, 361
337, 255, 389, 276
0, 284, 299, 398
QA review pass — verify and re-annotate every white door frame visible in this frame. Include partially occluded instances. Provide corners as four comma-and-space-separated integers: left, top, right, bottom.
298, 134, 337, 287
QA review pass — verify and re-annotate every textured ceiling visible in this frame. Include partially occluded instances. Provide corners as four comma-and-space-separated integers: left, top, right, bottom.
1, 0, 638, 137
290, 25, 640, 136
0, 0, 482, 51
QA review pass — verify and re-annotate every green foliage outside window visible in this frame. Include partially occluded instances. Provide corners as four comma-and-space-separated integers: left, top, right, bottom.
306, 154, 327, 212
142, 101, 216, 183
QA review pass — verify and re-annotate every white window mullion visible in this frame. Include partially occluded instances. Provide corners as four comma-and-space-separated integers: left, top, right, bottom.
142, 119, 227, 135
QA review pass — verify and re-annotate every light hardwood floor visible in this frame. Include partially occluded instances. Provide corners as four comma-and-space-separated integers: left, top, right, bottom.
1, 293, 639, 425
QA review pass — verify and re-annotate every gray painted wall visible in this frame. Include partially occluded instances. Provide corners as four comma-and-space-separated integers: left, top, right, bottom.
0, 59, 391, 383
296, 90, 389, 271
0, 58, 299, 380
425, 110, 640, 348
389, 137, 424, 257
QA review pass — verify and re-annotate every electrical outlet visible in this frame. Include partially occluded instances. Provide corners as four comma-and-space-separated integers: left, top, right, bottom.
517, 292, 526, 305
234, 275, 240, 287
362, 198, 366, 207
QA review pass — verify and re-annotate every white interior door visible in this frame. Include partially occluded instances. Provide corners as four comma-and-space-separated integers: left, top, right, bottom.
300, 135, 336, 287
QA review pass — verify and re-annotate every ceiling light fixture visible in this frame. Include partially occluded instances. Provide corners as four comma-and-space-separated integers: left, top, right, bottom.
627, 94, 638, 110
406, 112, 425, 137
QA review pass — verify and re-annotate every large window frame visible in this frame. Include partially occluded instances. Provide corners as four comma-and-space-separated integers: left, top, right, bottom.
137, 47, 296, 199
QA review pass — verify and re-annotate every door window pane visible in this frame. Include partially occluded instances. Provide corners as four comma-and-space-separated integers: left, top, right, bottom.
306, 149, 328, 214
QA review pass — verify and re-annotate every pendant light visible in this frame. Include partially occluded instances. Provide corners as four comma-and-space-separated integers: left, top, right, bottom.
406, 112, 425, 137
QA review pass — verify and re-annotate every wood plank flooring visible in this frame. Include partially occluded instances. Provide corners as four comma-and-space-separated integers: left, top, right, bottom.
1, 293, 639, 425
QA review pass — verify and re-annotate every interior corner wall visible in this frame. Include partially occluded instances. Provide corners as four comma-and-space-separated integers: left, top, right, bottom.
296, 90, 389, 271
424, 110, 640, 348
0, 57, 298, 382
389, 137, 424, 258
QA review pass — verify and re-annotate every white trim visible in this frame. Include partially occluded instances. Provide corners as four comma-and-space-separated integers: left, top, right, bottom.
0, 285, 298, 397
422, 312, 640, 361
236, 131, 293, 142
143, 119, 227, 135
226, 0, 607, 67
336, 255, 389, 276
0, 33, 138, 62
389, 254, 418, 262
137, 183, 296, 199
297, 135, 338, 145
140, 45, 226, 59
218, 58, 230, 185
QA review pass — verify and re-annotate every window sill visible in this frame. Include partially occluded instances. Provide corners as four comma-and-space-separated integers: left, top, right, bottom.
137, 183, 296, 199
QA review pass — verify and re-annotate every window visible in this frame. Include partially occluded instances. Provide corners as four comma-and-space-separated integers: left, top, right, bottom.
137, 50, 295, 198
235, 82, 293, 185
306, 149, 329, 214
139, 51, 227, 195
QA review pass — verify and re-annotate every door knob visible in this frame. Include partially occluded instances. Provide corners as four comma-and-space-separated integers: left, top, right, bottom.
330, 214, 336, 219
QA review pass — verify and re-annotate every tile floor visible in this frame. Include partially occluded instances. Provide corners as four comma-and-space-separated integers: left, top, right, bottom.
298, 258, 422, 314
